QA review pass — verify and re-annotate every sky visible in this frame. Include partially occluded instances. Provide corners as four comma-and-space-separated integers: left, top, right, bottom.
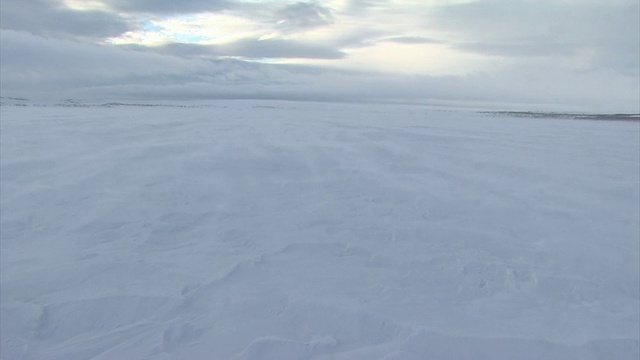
1, 0, 639, 111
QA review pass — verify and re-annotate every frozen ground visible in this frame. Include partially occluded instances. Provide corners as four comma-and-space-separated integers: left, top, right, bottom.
1, 101, 639, 360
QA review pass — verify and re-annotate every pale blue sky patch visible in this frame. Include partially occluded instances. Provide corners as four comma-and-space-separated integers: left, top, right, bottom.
142, 21, 164, 33
171, 33, 214, 44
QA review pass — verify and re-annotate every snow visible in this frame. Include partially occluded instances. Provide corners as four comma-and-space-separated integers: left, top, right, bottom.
1, 101, 639, 360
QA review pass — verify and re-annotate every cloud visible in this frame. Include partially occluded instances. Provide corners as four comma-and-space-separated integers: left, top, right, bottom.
102, 0, 232, 14
0, 30, 212, 91
3, 29, 638, 112
274, 1, 334, 32
222, 38, 345, 59
383, 36, 442, 45
0, 29, 348, 99
455, 39, 579, 58
130, 38, 345, 60
0, 0, 133, 38
343, 0, 389, 15
427, 0, 639, 75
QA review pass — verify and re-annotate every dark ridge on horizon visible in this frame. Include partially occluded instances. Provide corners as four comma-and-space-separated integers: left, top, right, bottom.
482, 111, 640, 122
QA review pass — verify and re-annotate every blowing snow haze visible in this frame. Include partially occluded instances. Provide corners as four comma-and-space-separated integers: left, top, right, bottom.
2, 2, 640, 360
1, 0, 639, 111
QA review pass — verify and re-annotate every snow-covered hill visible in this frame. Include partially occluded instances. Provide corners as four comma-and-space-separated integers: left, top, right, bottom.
1, 101, 638, 359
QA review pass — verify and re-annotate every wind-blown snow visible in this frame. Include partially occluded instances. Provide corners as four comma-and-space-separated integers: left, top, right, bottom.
1, 101, 639, 360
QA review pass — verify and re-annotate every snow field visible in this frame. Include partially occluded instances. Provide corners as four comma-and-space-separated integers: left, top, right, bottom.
1, 101, 639, 359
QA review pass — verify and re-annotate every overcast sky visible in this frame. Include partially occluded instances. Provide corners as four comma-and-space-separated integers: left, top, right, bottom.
1, 0, 638, 111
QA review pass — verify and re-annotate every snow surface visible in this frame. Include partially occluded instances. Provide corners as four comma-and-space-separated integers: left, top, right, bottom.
1, 101, 639, 360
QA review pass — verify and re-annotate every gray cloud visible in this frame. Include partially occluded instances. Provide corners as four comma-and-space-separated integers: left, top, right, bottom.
455, 39, 580, 58
274, 1, 334, 32
0, 0, 133, 38
222, 38, 345, 59
344, 0, 389, 15
0, 30, 212, 91
132, 38, 345, 60
0, 30, 347, 96
103, 0, 232, 14
428, 1, 639, 75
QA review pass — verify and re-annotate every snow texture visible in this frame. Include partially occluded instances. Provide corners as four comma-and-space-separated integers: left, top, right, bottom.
1, 101, 639, 359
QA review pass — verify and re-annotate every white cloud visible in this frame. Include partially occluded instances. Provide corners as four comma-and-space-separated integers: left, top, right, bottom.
107, 13, 262, 46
